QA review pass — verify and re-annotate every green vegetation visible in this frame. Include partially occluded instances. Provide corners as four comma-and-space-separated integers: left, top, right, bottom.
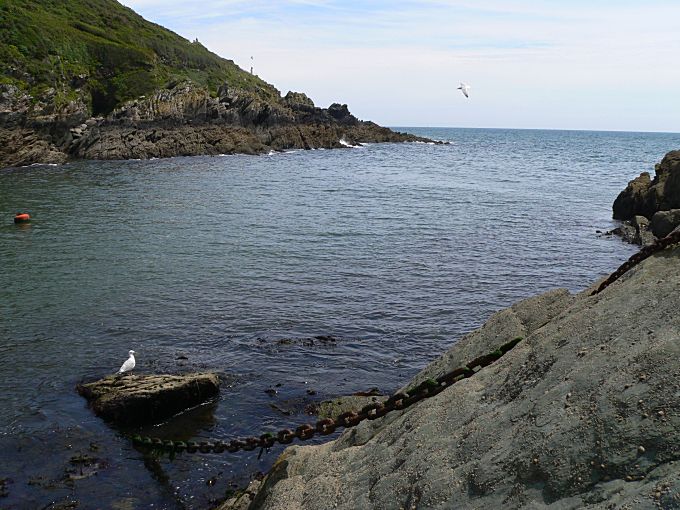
0, 0, 279, 114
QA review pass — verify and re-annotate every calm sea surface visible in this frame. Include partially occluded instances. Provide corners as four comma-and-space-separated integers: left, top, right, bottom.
1, 127, 678, 508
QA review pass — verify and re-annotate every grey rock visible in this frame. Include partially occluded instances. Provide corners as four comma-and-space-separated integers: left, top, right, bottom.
283, 91, 315, 108
650, 209, 680, 239
612, 172, 653, 220
632, 215, 656, 246
613, 151, 680, 221
610, 222, 637, 244
314, 395, 387, 420
244, 246, 680, 510
76, 372, 220, 425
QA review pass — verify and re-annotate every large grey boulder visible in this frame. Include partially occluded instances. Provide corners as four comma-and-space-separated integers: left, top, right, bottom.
650, 209, 680, 239
77, 372, 220, 425
237, 246, 680, 510
613, 150, 680, 221
612, 172, 653, 220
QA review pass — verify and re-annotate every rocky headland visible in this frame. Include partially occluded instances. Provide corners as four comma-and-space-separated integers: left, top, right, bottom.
0, 83, 433, 169
0, 0, 434, 169
610, 150, 680, 245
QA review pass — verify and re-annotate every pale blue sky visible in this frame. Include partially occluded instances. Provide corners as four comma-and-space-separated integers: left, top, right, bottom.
120, 0, 680, 132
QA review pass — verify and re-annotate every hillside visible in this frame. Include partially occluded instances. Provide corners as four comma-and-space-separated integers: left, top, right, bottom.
0, 0, 277, 114
0, 0, 430, 168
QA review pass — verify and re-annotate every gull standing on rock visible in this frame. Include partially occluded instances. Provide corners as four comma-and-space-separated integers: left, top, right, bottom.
117, 350, 136, 375
458, 82, 470, 98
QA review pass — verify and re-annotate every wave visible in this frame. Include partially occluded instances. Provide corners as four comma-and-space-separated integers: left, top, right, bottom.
339, 137, 362, 148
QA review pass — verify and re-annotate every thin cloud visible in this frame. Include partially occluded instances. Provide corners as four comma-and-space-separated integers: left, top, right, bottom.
119, 0, 680, 131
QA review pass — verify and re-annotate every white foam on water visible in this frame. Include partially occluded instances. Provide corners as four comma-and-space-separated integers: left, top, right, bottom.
339, 137, 362, 148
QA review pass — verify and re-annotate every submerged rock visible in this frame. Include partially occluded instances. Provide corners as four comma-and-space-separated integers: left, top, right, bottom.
76, 373, 219, 425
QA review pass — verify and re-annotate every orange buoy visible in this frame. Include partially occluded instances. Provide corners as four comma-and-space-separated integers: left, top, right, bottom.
14, 213, 30, 223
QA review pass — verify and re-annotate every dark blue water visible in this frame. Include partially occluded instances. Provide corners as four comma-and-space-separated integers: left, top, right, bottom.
0, 127, 677, 508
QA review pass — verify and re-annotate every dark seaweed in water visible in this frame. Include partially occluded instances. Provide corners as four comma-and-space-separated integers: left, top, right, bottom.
1, 127, 677, 508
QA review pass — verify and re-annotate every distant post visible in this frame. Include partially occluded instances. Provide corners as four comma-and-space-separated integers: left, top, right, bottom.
250, 56, 254, 75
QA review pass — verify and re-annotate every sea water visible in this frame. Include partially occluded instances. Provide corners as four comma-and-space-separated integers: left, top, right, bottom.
0, 127, 677, 508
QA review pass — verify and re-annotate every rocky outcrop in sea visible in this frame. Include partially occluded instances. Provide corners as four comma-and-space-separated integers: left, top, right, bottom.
218, 242, 680, 509
611, 150, 680, 244
0, 83, 434, 168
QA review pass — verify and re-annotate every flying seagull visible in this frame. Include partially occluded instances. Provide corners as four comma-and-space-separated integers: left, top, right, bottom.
117, 350, 136, 375
457, 82, 470, 98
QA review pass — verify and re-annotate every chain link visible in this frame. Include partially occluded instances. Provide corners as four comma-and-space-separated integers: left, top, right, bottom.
592, 229, 680, 295
131, 336, 524, 455
131, 232, 680, 455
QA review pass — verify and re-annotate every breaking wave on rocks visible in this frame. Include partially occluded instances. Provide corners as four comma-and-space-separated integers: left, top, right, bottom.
339, 137, 362, 148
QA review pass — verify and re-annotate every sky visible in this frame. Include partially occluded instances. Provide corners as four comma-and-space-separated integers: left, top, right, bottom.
119, 0, 680, 132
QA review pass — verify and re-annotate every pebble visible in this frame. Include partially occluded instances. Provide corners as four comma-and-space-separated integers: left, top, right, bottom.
657, 410, 665, 417
638, 446, 645, 453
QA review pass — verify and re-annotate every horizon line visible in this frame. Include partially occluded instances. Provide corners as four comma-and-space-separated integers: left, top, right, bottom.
389, 126, 680, 135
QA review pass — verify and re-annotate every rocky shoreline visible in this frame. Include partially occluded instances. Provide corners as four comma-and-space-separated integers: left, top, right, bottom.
609, 151, 680, 245
0, 82, 436, 169
219, 243, 680, 509
212, 153, 680, 509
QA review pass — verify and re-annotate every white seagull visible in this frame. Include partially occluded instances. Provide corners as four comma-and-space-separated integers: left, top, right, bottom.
117, 350, 136, 375
457, 82, 471, 98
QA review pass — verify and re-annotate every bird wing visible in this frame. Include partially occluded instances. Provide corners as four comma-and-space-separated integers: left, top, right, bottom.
462, 89, 469, 98
118, 356, 135, 373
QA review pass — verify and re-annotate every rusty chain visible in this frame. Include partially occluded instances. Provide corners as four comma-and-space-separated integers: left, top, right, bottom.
591, 228, 680, 295
131, 336, 524, 455
130, 230, 680, 455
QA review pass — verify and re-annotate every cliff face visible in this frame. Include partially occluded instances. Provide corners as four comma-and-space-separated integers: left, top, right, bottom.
229, 246, 680, 509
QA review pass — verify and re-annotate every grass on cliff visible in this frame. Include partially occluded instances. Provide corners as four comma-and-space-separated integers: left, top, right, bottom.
0, 0, 279, 114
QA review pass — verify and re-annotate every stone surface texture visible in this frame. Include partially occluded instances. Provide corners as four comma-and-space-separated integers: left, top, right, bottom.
77, 372, 220, 425
650, 209, 680, 239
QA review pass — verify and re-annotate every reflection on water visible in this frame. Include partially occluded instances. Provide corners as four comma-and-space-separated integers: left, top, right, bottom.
1, 127, 678, 508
